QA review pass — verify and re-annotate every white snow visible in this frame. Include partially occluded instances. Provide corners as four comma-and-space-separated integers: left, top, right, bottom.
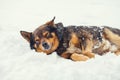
0, 0, 120, 80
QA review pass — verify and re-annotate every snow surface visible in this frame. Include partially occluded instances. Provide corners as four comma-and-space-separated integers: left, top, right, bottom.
0, 0, 120, 80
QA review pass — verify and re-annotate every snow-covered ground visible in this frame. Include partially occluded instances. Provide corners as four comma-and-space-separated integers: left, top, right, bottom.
0, 0, 120, 80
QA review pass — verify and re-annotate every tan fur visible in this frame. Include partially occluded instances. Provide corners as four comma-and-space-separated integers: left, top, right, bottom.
114, 49, 120, 55
61, 53, 71, 59
82, 37, 95, 58
71, 53, 89, 61
63, 32, 95, 61
20, 18, 120, 62
102, 28, 120, 55
79, 31, 95, 58
21, 18, 60, 55
69, 33, 80, 47
35, 32, 59, 55
103, 28, 120, 48
61, 33, 82, 59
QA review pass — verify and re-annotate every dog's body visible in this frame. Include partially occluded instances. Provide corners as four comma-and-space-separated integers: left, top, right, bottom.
20, 17, 120, 61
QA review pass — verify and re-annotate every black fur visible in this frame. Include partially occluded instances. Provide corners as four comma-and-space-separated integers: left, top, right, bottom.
104, 26, 120, 36
55, 24, 103, 56
55, 23, 64, 41
30, 33, 35, 50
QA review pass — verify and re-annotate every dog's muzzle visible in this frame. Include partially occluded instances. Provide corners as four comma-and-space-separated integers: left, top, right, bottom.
42, 42, 51, 50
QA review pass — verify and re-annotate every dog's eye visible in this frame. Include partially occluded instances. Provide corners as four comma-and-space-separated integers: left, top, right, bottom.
35, 40, 40, 47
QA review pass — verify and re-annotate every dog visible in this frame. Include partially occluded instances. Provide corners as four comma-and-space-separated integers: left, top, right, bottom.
20, 17, 120, 61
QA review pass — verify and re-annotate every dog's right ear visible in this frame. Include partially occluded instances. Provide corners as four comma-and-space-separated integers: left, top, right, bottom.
20, 31, 31, 42
46, 17, 55, 27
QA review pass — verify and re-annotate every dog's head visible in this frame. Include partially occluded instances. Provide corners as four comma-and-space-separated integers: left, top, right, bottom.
20, 17, 64, 54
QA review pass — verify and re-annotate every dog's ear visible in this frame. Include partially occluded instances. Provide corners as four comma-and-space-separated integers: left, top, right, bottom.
20, 31, 31, 42
46, 17, 55, 26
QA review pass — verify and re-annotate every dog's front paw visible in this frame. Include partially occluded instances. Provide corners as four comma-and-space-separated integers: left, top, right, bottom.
61, 52, 72, 59
83, 52, 95, 58
114, 50, 120, 56
70, 53, 89, 61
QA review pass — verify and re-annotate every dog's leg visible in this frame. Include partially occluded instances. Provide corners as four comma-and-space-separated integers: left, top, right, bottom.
69, 33, 80, 47
114, 49, 120, 55
61, 46, 81, 59
61, 52, 72, 59
82, 37, 95, 58
93, 39, 110, 55
83, 52, 95, 58
103, 28, 120, 48
93, 43, 106, 55
71, 53, 89, 61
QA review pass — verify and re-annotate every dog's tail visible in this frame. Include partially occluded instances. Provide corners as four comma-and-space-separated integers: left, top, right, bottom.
103, 27, 120, 48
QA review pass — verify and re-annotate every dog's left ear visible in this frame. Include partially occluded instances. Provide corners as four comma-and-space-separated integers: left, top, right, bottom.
20, 31, 31, 42
46, 17, 55, 27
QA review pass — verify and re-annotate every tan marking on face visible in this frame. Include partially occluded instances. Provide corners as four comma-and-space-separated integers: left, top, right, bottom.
34, 36, 39, 41
43, 31, 49, 37
33, 36, 40, 48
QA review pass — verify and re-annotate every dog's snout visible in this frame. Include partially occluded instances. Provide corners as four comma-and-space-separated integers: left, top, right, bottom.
42, 42, 50, 50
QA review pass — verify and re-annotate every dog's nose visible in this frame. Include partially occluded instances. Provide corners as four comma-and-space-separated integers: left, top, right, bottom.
42, 42, 50, 50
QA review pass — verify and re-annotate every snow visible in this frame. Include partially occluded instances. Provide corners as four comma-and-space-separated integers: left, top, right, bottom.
0, 0, 120, 80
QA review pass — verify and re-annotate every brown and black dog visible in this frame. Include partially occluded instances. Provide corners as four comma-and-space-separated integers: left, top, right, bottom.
20, 17, 120, 61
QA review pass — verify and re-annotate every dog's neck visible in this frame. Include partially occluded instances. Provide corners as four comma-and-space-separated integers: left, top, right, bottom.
55, 24, 71, 56
55, 23, 64, 41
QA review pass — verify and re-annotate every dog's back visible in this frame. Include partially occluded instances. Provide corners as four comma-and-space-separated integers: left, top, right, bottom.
55, 25, 102, 57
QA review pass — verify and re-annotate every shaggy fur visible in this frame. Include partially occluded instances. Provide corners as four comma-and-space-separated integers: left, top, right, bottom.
20, 17, 120, 61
